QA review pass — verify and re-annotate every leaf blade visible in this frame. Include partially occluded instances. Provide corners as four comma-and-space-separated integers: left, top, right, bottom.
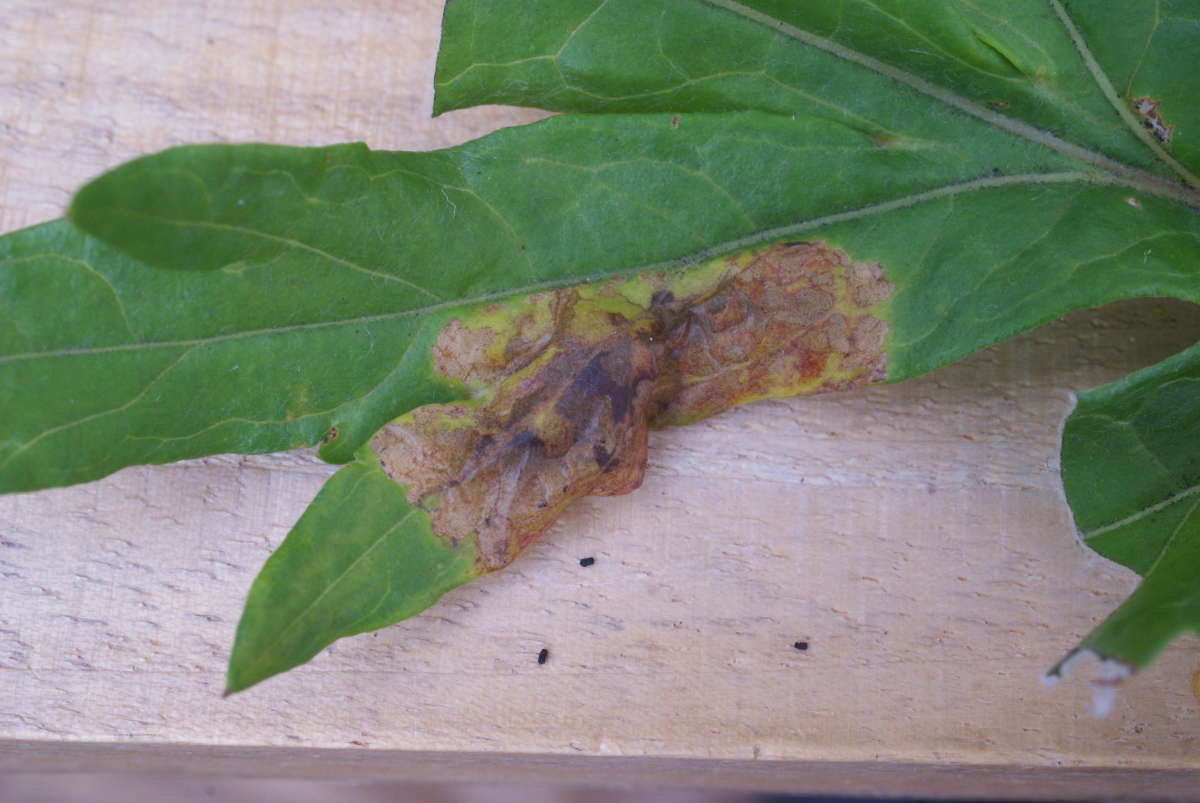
8, 0, 1200, 693
226, 451, 480, 694
1065, 0, 1200, 179
0, 219, 460, 491
1057, 339, 1200, 669
15, 107, 1199, 493
434, 0, 1173, 173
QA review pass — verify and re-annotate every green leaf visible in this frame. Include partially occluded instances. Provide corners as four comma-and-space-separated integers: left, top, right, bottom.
1055, 339, 1200, 673
432, 0, 1200, 692
432, 0, 1199, 179
2, 2, 1189, 502
0, 219, 460, 492
1064, 0, 1200, 179
226, 448, 479, 694
3, 0, 1198, 691
53, 120, 1200, 481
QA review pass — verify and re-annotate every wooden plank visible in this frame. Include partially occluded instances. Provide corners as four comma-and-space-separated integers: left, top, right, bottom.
2, 0, 1199, 794
3, 742, 1200, 801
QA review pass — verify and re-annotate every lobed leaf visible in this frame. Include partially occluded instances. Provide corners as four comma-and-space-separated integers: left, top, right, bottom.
2, 1, 1198, 693
433, 0, 1199, 180
439, 0, 1200, 700
38, 122, 1200, 497
1054, 340, 1200, 674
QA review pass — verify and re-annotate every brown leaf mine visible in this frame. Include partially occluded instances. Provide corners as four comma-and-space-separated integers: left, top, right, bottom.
655, 241, 892, 425
1131, 96, 1173, 145
371, 241, 893, 571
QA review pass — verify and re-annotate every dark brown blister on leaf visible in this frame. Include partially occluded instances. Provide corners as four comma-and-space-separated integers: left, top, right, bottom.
1131, 96, 1173, 146
374, 320, 659, 569
371, 242, 893, 572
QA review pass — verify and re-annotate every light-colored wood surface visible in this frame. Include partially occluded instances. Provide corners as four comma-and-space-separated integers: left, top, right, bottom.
2, 0, 1200, 795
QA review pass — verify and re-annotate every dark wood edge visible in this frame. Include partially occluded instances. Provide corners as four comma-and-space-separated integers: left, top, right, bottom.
1, 741, 1192, 800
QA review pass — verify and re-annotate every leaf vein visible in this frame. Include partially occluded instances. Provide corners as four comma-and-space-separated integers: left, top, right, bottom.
1125, 0, 1160, 95
0, 346, 195, 472
0, 172, 1108, 367
123, 324, 429, 451
697, 0, 1200, 207
246, 507, 419, 673
1084, 490, 1200, 553
133, 214, 445, 300
1047, 0, 1199, 188
3, 254, 135, 339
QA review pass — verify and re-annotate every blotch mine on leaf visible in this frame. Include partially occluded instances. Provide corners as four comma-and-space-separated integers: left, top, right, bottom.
371, 241, 893, 572
1131, 96, 1173, 145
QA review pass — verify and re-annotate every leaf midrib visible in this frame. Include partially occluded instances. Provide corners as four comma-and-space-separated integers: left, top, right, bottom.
4, 171, 1109, 366
1048, 0, 1199, 187
699, 0, 1200, 206
234, 494, 418, 685
1083, 483, 1200, 540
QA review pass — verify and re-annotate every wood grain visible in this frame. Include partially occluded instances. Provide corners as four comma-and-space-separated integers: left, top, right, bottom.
2, 0, 1199, 795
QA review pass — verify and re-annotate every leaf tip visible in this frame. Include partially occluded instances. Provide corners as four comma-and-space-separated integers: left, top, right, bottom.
223, 670, 250, 698
1045, 648, 1134, 718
